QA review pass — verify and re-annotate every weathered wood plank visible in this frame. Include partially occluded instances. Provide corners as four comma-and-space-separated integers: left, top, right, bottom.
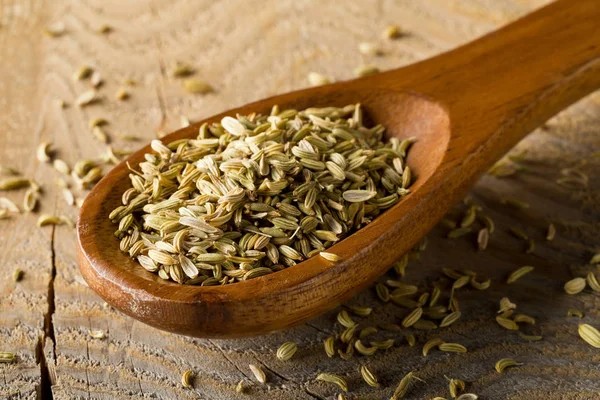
2, 0, 600, 399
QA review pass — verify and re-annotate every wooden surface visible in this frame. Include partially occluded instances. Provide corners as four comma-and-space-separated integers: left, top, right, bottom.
1, 0, 599, 399
77, 0, 600, 339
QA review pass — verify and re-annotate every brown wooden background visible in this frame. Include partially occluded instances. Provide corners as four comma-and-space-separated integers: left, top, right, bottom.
1, 0, 599, 399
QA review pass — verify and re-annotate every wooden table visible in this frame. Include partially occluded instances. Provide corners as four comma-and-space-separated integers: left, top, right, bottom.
1, 1, 599, 399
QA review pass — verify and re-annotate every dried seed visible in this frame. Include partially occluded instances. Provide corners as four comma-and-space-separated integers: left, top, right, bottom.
406, 334, 416, 347
337, 310, 357, 328
358, 42, 381, 56
567, 309, 584, 318
316, 373, 347, 392
44, 22, 66, 37
249, 364, 266, 383
76, 90, 99, 107
383, 24, 402, 39
0, 178, 30, 191
88, 330, 105, 339
343, 190, 377, 202
506, 266, 534, 284
90, 71, 103, 87
354, 65, 380, 77
390, 371, 415, 399
457, 394, 478, 400
401, 307, 423, 328
320, 251, 341, 262
360, 365, 379, 387
308, 72, 331, 86
518, 332, 543, 341
495, 358, 522, 373
447, 227, 470, 239
590, 253, 600, 264
496, 316, 519, 331
172, 62, 195, 78
370, 339, 395, 350
376, 283, 390, 302
0, 352, 16, 363
181, 370, 194, 388
564, 277, 586, 294
37, 214, 64, 227
586, 272, 600, 292
438, 343, 467, 353
13, 268, 24, 282
449, 378, 465, 398
525, 239, 535, 254
578, 324, 600, 348
354, 340, 377, 356
276, 342, 297, 361
115, 88, 129, 100
346, 305, 372, 317
235, 380, 245, 393
513, 314, 535, 325
37, 142, 53, 163
73, 65, 93, 80
546, 223, 556, 241
498, 297, 517, 314
477, 228, 489, 250
0, 197, 19, 213
324, 336, 336, 357
470, 277, 491, 290
440, 311, 461, 328
423, 338, 444, 356
183, 79, 213, 94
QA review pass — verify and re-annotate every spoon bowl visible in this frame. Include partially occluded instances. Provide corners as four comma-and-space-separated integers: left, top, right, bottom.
78, 0, 600, 337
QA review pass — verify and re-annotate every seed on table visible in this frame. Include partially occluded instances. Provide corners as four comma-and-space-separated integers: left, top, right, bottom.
88, 330, 105, 339
37, 142, 53, 163
0, 197, 20, 212
390, 371, 415, 399
44, 22, 65, 37
12, 268, 24, 282
0, 177, 30, 191
346, 305, 372, 317
586, 272, 600, 292
76, 90, 99, 107
358, 42, 381, 56
360, 365, 379, 387
578, 324, 600, 348
235, 380, 245, 393
181, 370, 194, 388
276, 342, 297, 361
172, 62, 195, 78
506, 266, 534, 284
518, 332, 543, 341
249, 364, 266, 383
495, 358, 522, 373
73, 65, 93, 80
316, 373, 348, 392
457, 394, 479, 400
307, 72, 331, 86
0, 352, 16, 363
354, 65, 380, 77
590, 253, 600, 264
423, 338, 444, 356
496, 316, 519, 331
401, 307, 423, 328
438, 343, 467, 353
354, 340, 377, 356
564, 277, 586, 294
567, 309, 584, 318
183, 79, 213, 94
513, 314, 535, 324
546, 223, 556, 241
324, 336, 336, 358
383, 24, 402, 39
440, 311, 461, 328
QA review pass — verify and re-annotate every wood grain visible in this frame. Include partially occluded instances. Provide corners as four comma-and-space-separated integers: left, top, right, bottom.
2, 0, 599, 399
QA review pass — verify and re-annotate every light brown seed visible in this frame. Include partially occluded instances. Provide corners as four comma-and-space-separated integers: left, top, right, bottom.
390, 371, 414, 400
37, 214, 64, 227
324, 336, 336, 357
183, 79, 213, 94
567, 309, 584, 318
564, 277, 586, 294
181, 370, 194, 388
440, 311, 461, 328
358, 42, 381, 56
354, 65, 380, 77
346, 305, 372, 317
249, 364, 266, 383
337, 310, 356, 328
449, 378, 465, 398
44, 22, 66, 37
506, 266, 534, 284
172, 62, 195, 78
88, 329, 105, 339
13, 268, 24, 282
406, 334, 416, 347
578, 324, 600, 348
401, 307, 423, 328
73, 65, 93, 80
423, 338, 444, 356
495, 358, 522, 373
513, 314, 535, 325
276, 342, 297, 361
477, 228, 489, 250
586, 272, 600, 292
518, 332, 543, 341
438, 343, 467, 353
546, 223, 556, 241
360, 365, 379, 387
0, 178, 30, 191
76, 90, 99, 107
496, 316, 519, 331
354, 340, 377, 356
509, 227, 528, 240
235, 380, 245, 393
457, 394, 478, 400
383, 24, 402, 39
316, 373, 348, 392
308, 72, 331, 86
590, 253, 600, 264
0, 352, 16, 363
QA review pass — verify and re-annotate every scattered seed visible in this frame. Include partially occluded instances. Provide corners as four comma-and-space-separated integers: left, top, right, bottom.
440, 311, 461, 328
578, 324, 600, 348
0, 178, 30, 191
324, 336, 336, 358
390, 371, 414, 399
360, 365, 379, 387
518, 332, 543, 341
509, 227, 528, 240
0, 352, 16, 363
354, 65, 380, 77
316, 373, 347, 392
401, 307, 423, 328
590, 254, 600, 264
76, 90, 99, 107
37, 142, 53, 163
383, 24, 402, 39
546, 223, 556, 241
44, 22, 65, 37
525, 239, 535, 254
457, 394, 478, 400
447, 227, 470, 239
172, 62, 195, 78
506, 266, 534, 284
513, 314, 535, 325
423, 338, 444, 356
181, 370, 194, 388
358, 42, 381, 56
235, 380, 245, 393
337, 310, 357, 328
449, 378, 465, 398
88, 330, 105, 339
370, 339, 395, 350
587, 272, 600, 292
115, 88, 129, 100
564, 277, 586, 294
183, 79, 213, 94
12, 268, 24, 282
477, 228, 489, 250
276, 342, 297, 361
496, 316, 519, 330
308, 72, 331, 86
37, 214, 64, 227
346, 305, 372, 317
568, 309, 584, 318
438, 343, 467, 353
355, 340, 377, 356
73, 66, 93, 80
53, 159, 71, 175
320, 251, 341, 262
249, 364, 266, 383
360, 327, 378, 339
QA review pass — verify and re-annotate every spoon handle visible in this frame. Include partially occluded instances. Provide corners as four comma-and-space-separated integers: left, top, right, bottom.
371, 0, 600, 163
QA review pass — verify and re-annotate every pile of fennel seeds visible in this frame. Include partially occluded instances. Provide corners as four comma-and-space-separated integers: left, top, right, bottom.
110, 104, 414, 285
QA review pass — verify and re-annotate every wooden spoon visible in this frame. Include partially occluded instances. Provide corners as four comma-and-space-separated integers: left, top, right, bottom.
78, 0, 600, 338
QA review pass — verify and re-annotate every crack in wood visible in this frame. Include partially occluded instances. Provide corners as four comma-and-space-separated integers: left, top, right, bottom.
207, 339, 253, 381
